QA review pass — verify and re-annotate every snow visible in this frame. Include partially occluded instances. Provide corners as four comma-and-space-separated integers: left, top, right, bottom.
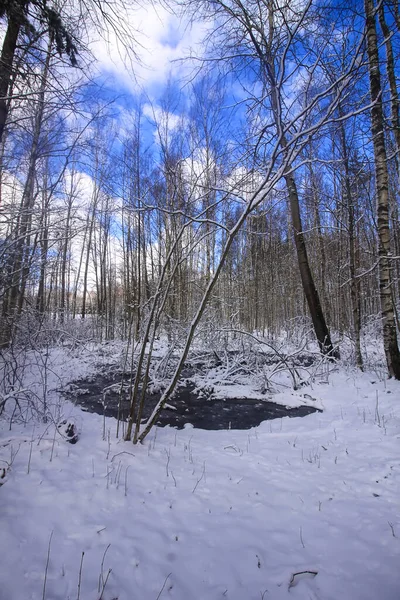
205, 385, 324, 410
0, 343, 399, 600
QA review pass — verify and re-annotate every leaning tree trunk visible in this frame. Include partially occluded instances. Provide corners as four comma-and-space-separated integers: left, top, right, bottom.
269, 71, 336, 356
284, 169, 336, 356
249, 0, 337, 357
364, 0, 400, 378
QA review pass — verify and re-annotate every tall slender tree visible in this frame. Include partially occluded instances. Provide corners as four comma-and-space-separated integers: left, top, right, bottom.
0, 0, 77, 144
185, 0, 342, 355
364, 0, 400, 378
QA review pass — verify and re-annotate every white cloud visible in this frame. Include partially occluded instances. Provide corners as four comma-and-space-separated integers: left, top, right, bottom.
143, 102, 182, 130
88, 2, 211, 96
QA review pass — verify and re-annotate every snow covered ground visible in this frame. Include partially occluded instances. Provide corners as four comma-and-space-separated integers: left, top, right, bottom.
0, 342, 399, 600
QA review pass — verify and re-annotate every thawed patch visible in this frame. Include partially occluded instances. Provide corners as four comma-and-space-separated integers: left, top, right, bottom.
64, 356, 322, 430
0, 343, 400, 600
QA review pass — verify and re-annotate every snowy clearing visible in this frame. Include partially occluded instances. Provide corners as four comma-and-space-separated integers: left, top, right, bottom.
0, 343, 399, 600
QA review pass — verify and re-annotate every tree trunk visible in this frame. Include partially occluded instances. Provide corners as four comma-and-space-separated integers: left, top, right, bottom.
364, 0, 400, 378
36, 181, 50, 315
285, 170, 336, 355
340, 122, 363, 370
81, 198, 96, 320
60, 193, 74, 324
0, 35, 52, 346
245, 0, 337, 357
0, 15, 22, 144
379, 1, 400, 304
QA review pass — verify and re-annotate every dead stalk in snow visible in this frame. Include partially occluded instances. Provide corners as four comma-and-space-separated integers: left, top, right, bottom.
299, 526, 305, 548
42, 530, 53, 600
77, 551, 84, 600
155, 573, 172, 600
388, 522, 396, 537
192, 461, 206, 493
98, 543, 111, 597
50, 425, 57, 462
164, 447, 170, 477
124, 466, 129, 496
27, 426, 35, 474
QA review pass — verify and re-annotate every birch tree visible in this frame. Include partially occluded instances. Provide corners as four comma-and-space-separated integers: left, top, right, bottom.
364, 0, 400, 378
181, 0, 351, 356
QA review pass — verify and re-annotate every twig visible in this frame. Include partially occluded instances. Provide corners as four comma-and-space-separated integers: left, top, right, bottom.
42, 531, 53, 600
124, 466, 130, 496
98, 568, 112, 599
388, 521, 396, 537
50, 425, 57, 462
27, 426, 35, 474
289, 570, 318, 590
115, 461, 122, 488
106, 429, 111, 460
111, 451, 135, 462
77, 551, 84, 600
98, 544, 111, 594
155, 573, 172, 600
192, 461, 206, 493
299, 526, 305, 548
375, 391, 381, 426
164, 448, 170, 477
171, 470, 177, 487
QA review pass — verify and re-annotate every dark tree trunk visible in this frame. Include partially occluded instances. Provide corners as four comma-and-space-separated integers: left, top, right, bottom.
285, 171, 337, 356
0, 13, 23, 144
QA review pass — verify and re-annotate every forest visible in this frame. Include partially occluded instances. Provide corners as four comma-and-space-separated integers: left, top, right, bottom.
0, 1, 400, 599
0, 0, 400, 371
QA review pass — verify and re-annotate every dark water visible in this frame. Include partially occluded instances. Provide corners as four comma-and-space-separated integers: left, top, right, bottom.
65, 370, 321, 430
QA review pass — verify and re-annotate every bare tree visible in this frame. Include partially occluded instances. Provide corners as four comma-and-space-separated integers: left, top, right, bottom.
181, 0, 349, 355
364, 0, 400, 378
0, 0, 78, 144
0, 34, 54, 346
